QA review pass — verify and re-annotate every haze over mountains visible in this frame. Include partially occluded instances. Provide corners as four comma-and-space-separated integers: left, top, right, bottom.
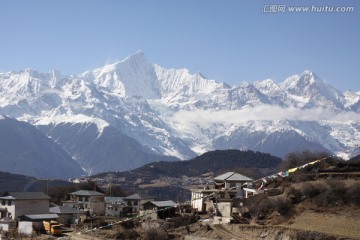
0, 51, 359, 178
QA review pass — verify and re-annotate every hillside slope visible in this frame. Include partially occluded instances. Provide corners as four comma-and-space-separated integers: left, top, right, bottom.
0, 117, 84, 179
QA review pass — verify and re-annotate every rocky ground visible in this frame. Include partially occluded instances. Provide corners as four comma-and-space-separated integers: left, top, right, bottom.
23, 206, 360, 240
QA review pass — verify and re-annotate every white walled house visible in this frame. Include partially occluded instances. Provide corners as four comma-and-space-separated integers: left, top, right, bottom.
191, 172, 253, 213
0, 192, 50, 232
213, 172, 253, 197
191, 189, 219, 212
0, 192, 50, 220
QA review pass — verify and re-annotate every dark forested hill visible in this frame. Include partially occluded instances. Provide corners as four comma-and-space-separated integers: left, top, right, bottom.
0, 171, 73, 194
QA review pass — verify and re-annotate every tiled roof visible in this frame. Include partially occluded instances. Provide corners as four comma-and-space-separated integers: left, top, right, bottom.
148, 200, 176, 208
124, 193, 154, 200
1, 192, 50, 200
214, 172, 253, 182
50, 206, 79, 214
105, 197, 124, 203
69, 190, 105, 196
22, 214, 59, 220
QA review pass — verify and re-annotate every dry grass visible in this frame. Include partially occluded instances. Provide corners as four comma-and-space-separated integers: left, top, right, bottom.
283, 209, 360, 239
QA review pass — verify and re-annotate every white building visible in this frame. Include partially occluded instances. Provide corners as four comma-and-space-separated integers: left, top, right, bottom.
213, 172, 253, 194
0, 192, 50, 220
190, 172, 253, 213
0, 192, 51, 232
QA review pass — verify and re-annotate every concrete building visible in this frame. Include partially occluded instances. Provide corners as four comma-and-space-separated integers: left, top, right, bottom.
214, 172, 253, 197
0, 192, 50, 220
105, 197, 126, 217
50, 206, 79, 226
190, 171, 255, 224
141, 200, 176, 219
123, 193, 154, 216
0, 192, 51, 232
191, 189, 220, 213
63, 190, 105, 216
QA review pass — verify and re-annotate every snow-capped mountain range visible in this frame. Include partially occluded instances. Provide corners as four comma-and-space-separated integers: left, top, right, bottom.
0, 51, 359, 175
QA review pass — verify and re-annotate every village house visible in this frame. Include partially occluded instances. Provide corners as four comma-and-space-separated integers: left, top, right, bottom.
63, 190, 105, 216
50, 205, 79, 226
191, 172, 253, 212
0, 192, 51, 220
0, 192, 52, 232
123, 193, 154, 216
105, 196, 126, 217
213, 171, 253, 195
190, 172, 254, 223
141, 200, 176, 219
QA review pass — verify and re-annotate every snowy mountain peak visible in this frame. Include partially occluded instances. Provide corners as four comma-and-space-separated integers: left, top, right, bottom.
281, 70, 319, 91
0, 51, 359, 175
87, 52, 161, 99
300, 69, 318, 78
253, 79, 289, 105
124, 49, 147, 61
279, 70, 344, 110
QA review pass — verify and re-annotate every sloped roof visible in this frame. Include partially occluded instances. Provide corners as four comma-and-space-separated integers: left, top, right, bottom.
213, 172, 252, 182
149, 200, 176, 208
50, 206, 79, 214
70, 190, 104, 196
1, 192, 50, 200
105, 197, 124, 203
21, 214, 59, 221
124, 193, 154, 200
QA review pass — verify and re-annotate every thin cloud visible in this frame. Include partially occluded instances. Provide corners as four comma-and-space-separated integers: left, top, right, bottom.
171, 105, 360, 124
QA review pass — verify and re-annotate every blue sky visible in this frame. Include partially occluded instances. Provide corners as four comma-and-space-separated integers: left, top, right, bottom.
0, 0, 359, 91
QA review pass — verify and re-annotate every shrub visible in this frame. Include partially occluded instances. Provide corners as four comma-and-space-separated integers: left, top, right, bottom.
301, 182, 324, 198
285, 186, 303, 204
313, 180, 346, 207
114, 229, 139, 239
247, 194, 293, 218
143, 228, 168, 240
247, 194, 273, 218
347, 183, 360, 206
273, 197, 292, 216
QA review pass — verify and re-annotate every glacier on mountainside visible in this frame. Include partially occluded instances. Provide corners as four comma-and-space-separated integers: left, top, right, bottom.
0, 51, 359, 174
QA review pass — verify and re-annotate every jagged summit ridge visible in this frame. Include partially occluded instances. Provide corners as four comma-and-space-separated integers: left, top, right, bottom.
84, 51, 161, 99
0, 51, 359, 175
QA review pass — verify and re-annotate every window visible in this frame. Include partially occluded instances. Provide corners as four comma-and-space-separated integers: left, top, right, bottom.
1, 200, 5, 206
84, 197, 89, 202
7, 200, 11, 206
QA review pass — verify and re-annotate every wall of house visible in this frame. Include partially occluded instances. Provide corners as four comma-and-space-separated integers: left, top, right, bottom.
18, 221, 33, 235
105, 203, 123, 217
13, 199, 49, 219
58, 214, 76, 226
216, 202, 232, 217
70, 195, 105, 216
191, 192, 205, 212
89, 196, 105, 215
0, 200, 15, 220
126, 199, 140, 212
